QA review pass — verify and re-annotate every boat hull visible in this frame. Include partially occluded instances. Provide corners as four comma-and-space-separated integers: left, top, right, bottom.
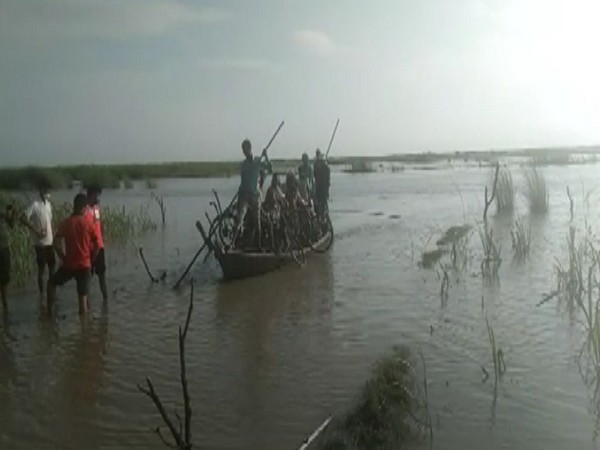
215, 232, 332, 281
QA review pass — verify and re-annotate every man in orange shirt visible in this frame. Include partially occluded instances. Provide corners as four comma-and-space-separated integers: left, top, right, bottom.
47, 193, 98, 316
85, 184, 108, 301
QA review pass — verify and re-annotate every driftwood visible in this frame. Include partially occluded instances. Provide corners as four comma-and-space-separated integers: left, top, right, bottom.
138, 280, 195, 450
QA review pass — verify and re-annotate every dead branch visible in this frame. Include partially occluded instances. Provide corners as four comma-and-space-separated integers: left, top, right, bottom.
483, 162, 500, 222
139, 247, 160, 283
567, 186, 574, 221
139, 280, 194, 450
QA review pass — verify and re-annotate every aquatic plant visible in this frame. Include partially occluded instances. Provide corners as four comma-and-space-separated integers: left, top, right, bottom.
419, 248, 446, 269
484, 318, 506, 391
525, 168, 549, 214
318, 347, 430, 450
478, 224, 502, 281
495, 166, 515, 215
123, 178, 134, 189
146, 179, 158, 189
511, 216, 531, 261
151, 192, 166, 226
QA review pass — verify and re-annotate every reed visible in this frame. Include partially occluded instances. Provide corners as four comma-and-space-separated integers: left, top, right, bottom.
495, 167, 515, 215
525, 168, 549, 214
478, 224, 502, 281
511, 216, 531, 261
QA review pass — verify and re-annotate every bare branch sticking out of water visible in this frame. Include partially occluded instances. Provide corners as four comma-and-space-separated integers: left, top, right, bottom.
483, 162, 500, 222
298, 417, 332, 450
139, 247, 160, 283
567, 186, 574, 221
138, 280, 194, 450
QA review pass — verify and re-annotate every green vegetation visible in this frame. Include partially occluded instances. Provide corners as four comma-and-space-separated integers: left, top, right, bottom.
484, 318, 506, 399
478, 225, 502, 281
318, 347, 428, 450
419, 248, 446, 269
495, 167, 515, 214
525, 168, 549, 214
0, 162, 241, 190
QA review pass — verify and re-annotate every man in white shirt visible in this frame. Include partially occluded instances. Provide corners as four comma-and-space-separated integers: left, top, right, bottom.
23, 186, 56, 294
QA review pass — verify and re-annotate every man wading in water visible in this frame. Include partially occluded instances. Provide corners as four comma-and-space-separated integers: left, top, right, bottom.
233, 139, 270, 249
22, 183, 55, 296
85, 184, 108, 302
47, 194, 99, 316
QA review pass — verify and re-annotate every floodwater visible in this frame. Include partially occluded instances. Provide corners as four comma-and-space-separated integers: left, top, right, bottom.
2, 164, 600, 449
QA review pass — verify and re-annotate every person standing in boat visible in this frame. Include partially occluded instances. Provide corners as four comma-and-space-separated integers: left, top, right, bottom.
313, 148, 331, 218
298, 153, 313, 202
233, 139, 269, 248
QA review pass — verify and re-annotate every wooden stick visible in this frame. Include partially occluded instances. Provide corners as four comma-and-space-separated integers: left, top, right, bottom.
298, 416, 332, 450
325, 118, 340, 159
261, 120, 285, 159
483, 162, 500, 221
137, 377, 183, 449
139, 247, 159, 283
179, 280, 194, 445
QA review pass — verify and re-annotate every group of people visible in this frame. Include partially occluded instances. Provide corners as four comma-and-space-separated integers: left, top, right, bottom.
234, 139, 331, 248
0, 184, 107, 315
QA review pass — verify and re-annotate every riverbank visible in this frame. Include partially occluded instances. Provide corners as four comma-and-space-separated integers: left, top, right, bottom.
1, 145, 599, 190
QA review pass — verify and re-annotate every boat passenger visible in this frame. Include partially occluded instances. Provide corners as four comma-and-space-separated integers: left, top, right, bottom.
264, 174, 284, 215
284, 172, 305, 210
298, 153, 314, 202
85, 183, 108, 302
233, 139, 268, 248
313, 148, 331, 218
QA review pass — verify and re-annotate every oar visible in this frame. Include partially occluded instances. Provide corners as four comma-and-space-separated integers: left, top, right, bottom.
325, 118, 340, 160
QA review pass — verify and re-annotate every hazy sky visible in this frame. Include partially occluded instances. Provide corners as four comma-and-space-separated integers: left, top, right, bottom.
1, 0, 600, 166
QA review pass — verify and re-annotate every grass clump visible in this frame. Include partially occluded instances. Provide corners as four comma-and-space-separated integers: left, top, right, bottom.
525, 168, 549, 214
495, 167, 514, 214
511, 216, 531, 261
419, 248, 446, 269
318, 347, 428, 450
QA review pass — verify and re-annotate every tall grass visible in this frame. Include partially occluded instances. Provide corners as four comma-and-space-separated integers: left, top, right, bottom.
495, 167, 514, 214
525, 168, 549, 214
511, 216, 531, 261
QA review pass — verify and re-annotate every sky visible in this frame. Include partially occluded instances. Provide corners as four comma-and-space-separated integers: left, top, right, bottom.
1, 0, 600, 166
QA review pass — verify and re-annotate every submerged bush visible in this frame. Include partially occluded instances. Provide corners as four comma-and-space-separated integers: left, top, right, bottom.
495, 167, 514, 214
525, 168, 549, 214
319, 347, 428, 450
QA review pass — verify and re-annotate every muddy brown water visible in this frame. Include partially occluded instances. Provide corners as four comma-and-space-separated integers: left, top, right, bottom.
2, 165, 600, 449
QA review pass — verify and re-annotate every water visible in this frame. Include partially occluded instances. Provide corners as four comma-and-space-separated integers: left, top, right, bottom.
2, 165, 600, 449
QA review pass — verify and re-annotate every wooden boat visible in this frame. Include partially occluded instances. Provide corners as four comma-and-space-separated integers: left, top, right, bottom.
195, 190, 334, 281
213, 231, 333, 280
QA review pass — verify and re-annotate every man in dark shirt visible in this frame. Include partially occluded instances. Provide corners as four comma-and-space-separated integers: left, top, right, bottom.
313, 149, 331, 218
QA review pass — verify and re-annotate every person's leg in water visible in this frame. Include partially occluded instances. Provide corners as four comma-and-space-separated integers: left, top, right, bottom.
76, 269, 92, 315
35, 246, 47, 295
93, 249, 108, 301
47, 266, 71, 316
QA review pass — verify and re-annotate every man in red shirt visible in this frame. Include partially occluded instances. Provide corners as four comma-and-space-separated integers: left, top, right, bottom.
85, 184, 108, 301
47, 193, 98, 315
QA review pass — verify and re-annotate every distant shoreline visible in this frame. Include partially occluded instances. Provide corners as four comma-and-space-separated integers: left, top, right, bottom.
1, 145, 599, 190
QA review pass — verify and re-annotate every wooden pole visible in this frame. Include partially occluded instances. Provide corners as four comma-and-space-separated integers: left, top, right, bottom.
325, 119, 340, 160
